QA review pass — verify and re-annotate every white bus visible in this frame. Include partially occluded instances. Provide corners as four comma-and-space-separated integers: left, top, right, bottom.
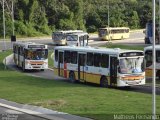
98, 27, 130, 41
52, 30, 83, 45
66, 32, 89, 46
144, 45, 160, 79
13, 42, 48, 71
54, 46, 145, 87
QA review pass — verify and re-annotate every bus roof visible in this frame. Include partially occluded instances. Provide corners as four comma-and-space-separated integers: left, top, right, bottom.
144, 45, 160, 51
13, 42, 47, 48
54, 46, 143, 55
53, 30, 83, 34
66, 32, 88, 36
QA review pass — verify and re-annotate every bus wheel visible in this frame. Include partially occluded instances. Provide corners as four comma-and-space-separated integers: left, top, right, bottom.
100, 76, 108, 87
41, 69, 44, 71
22, 62, 26, 72
69, 72, 76, 83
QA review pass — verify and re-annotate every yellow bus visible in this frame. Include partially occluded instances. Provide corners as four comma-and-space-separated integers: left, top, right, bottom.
98, 27, 130, 40
144, 45, 160, 79
54, 46, 145, 87
13, 42, 48, 71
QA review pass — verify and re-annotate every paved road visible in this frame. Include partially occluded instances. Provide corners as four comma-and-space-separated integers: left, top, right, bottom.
0, 106, 47, 120
0, 31, 146, 50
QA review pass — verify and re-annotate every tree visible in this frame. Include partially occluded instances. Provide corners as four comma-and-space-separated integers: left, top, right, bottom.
130, 11, 140, 29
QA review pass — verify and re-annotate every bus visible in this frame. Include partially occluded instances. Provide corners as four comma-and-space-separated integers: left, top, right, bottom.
13, 42, 48, 71
54, 46, 145, 87
98, 27, 130, 41
144, 45, 160, 79
52, 30, 83, 45
66, 32, 89, 46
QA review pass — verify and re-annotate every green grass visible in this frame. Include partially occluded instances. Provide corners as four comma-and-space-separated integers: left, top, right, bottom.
48, 50, 54, 68
0, 51, 160, 120
101, 43, 144, 51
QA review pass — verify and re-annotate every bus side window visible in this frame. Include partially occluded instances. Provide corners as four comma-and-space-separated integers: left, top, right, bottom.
64, 51, 70, 63
101, 54, 109, 68
59, 52, 63, 63
71, 51, 77, 64
94, 53, 101, 67
87, 53, 93, 66
145, 51, 152, 67
156, 50, 160, 63
79, 54, 86, 66
20, 47, 24, 55
55, 50, 58, 62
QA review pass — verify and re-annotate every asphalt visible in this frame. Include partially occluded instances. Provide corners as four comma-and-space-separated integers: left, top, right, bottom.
0, 54, 92, 120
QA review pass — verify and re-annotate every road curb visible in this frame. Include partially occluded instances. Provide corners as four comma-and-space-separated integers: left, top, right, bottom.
0, 102, 67, 120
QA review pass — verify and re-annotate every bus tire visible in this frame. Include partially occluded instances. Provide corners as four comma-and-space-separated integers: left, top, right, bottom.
41, 69, 44, 71
22, 62, 26, 72
69, 71, 76, 83
100, 76, 108, 88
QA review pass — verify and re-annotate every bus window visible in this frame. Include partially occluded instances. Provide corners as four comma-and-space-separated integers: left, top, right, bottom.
101, 54, 109, 68
79, 54, 86, 66
71, 51, 77, 64
55, 50, 58, 62
94, 53, 101, 67
156, 50, 160, 63
87, 53, 93, 66
25, 49, 48, 60
145, 51, 152, 67
59, 52, 63, 63
64, 51, 71, 63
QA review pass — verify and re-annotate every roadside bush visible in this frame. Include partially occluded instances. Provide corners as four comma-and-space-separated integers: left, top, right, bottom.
38, 25, 52, 35
15, 21, 28, 35
87, 25, 97, 33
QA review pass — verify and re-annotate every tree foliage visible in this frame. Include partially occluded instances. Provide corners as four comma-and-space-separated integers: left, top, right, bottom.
0, 0, 159, 37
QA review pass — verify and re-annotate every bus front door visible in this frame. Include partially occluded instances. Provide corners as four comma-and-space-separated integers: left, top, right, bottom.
58, 51, 64, 77
78, 53, 86, 82
110, 56, 117, 86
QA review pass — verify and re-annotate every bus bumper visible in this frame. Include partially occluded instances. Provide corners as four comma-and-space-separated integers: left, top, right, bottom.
117, 79, 145, 87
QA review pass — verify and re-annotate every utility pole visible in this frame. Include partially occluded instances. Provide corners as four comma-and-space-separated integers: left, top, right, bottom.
12, 0, 15, 36
159, 0, 160, 44
107, 0, 110, 43
3, 0, 6, 51
152, 0, 156, 120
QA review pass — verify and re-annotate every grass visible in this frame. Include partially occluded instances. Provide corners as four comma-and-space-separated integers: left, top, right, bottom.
0, 35, 51, 42
0, 50, 160, 120
102, 43, 144, 51
48, 50, 54, 68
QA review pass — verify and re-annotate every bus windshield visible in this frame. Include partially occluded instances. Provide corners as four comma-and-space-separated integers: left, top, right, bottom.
66, 35, 78, 41
53, 33, 64, 41
99, 29, 108, 36
119, 57, 144, 74
25, 49, 48, 60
